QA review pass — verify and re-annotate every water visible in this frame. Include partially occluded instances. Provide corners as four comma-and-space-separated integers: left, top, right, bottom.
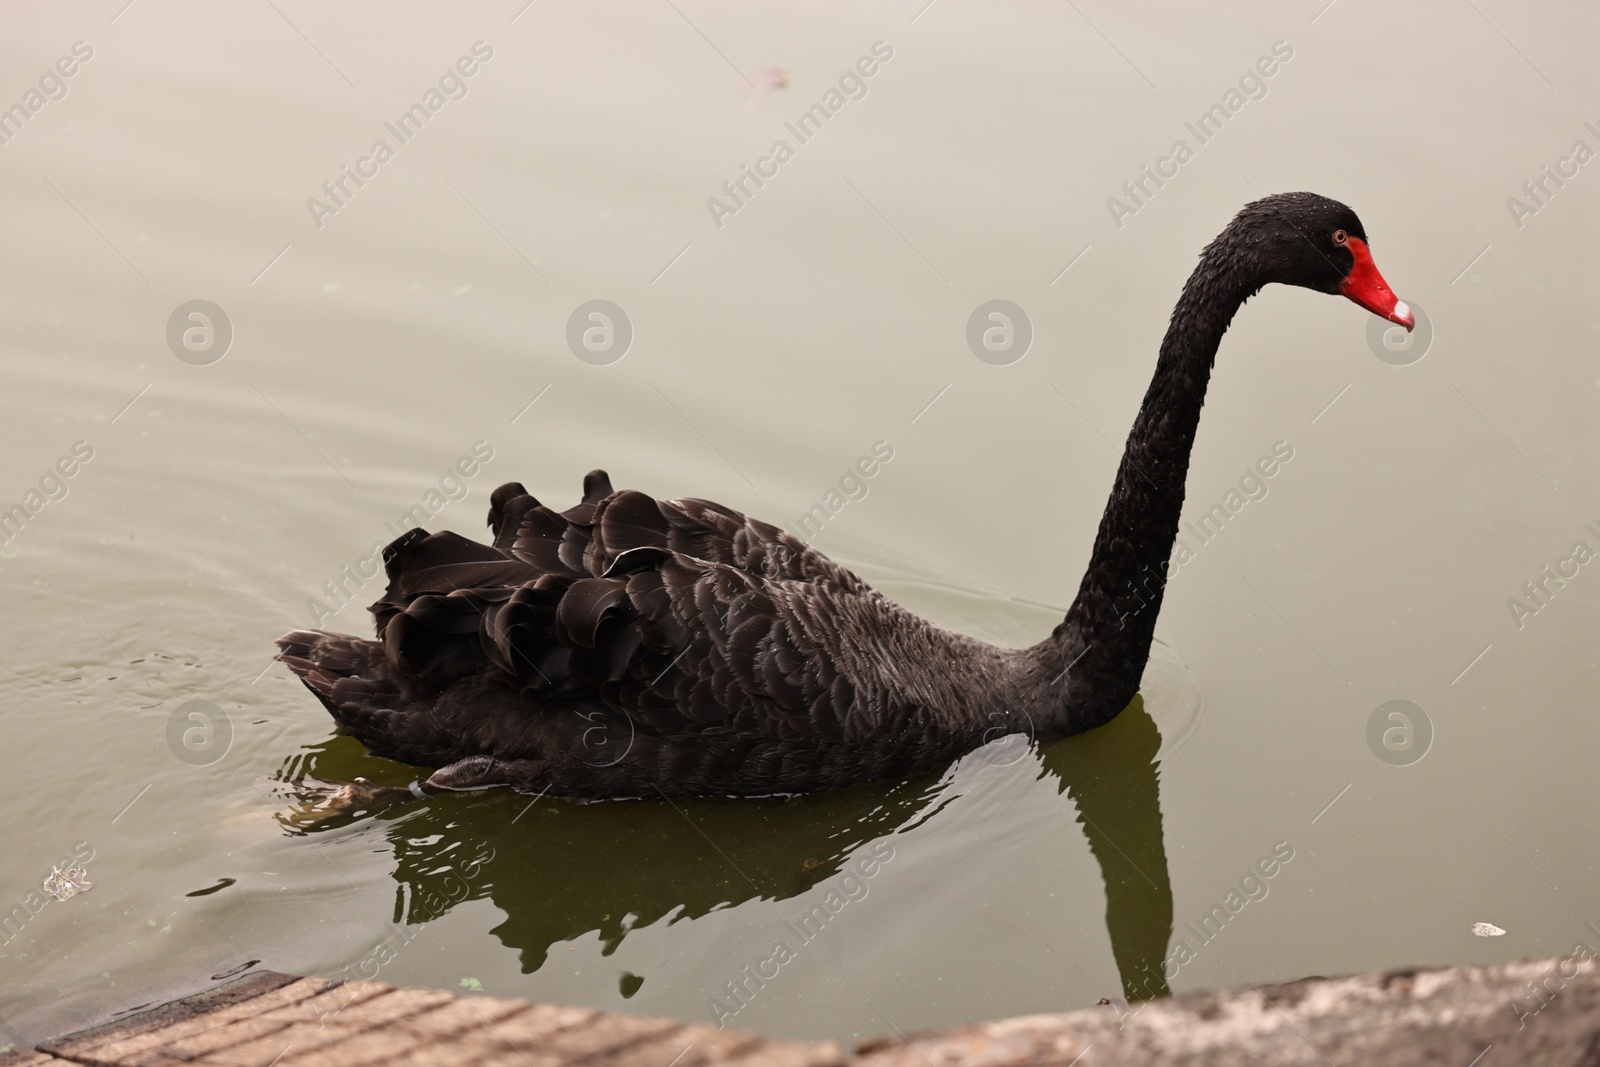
2, 0, 1596, 1049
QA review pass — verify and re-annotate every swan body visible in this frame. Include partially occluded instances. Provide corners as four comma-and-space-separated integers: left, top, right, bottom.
279, 192, 1412, 799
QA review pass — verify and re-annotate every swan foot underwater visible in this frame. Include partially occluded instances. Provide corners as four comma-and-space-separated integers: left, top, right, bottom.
278, 192, 1412, 803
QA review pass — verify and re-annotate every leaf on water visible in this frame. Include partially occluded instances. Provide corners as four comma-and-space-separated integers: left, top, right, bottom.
1471, 922, 1507, 937
42, 865, 92, 901
458, 978, 483, 993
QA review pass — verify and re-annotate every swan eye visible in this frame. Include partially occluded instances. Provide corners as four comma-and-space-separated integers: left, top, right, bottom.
1332, 229, 1348, 246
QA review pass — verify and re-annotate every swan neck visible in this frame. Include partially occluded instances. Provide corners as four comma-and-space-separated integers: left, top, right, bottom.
1031, 249, 1259, 734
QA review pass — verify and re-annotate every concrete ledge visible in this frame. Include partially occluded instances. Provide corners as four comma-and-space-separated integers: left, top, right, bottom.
862, 956, 1599, 1065
8, 953, 1598, 1066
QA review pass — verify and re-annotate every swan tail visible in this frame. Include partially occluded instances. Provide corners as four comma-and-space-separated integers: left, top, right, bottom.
275, 628, 424, 758
276, 628, 377, 680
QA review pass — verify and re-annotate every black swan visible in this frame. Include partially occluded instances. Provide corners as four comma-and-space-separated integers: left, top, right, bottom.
278, 192, 1412, 800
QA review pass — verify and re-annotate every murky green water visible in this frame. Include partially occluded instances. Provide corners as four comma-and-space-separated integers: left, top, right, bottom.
2, 0, 1596, 1049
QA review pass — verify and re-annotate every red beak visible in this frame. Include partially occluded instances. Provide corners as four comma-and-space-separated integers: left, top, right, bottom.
1339, 237, 1414, 331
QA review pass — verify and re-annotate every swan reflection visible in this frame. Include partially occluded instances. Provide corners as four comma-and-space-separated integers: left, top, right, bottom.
1038, 696, 1173, 1000
271, 696, 1171, 1000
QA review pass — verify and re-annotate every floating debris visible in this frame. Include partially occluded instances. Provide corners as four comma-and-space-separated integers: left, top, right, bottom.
743, 67, 791, 110
458, 978, 483, 993
1471, 922, 1507, 937
43, 865, 91, 901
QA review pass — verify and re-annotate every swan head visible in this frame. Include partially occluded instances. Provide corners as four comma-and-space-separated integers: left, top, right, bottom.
1235, 192, 1415, 331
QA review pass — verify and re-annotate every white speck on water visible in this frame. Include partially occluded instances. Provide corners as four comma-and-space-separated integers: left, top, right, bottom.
1471, 922, 1506, 937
